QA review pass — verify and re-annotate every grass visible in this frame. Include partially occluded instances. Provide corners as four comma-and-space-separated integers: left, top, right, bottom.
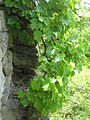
50, 64, 90, 120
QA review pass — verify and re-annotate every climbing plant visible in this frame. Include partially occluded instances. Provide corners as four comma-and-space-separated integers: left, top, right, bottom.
4, 0, 89, 116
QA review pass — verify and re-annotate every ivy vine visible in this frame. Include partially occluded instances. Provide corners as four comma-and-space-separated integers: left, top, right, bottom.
4, 0, 89, 116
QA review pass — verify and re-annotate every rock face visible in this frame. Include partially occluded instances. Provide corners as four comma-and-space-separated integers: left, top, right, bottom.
0, 1, 49, 120
1, 43, 38, 120
0, 3, 37, 119
0, 3, 12, 120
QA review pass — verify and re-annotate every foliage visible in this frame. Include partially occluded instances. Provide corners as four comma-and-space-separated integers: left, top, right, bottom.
4, 0, 35, 44
81, 19, 90, 58
4, 0, 89, 116
50, 65, 90, 120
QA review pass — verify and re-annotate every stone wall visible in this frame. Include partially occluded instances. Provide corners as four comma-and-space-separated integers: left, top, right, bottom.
0, 1, 49, 119
0, 1, 13, 119
0, 1, 37, 119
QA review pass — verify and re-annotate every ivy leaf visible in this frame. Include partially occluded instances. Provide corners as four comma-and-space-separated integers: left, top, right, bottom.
17, 90, 25, 99
22, 0, 30, 7
34, 30, 42, 42
5, 0, 13, 7
54, 53, 65, 62
43, 84, 49, 91
34, 99, 43, 112
46, 46, 52, 57
26, 91, 31, 102
7, 18, 15, 25
21, 97, 28, 107
31, 18, 38, 30
38, 16, 43, 22
31, 80, 41, 90
36, 6, 42, 13
44, 18, 49, 26
42, 107, 49, 116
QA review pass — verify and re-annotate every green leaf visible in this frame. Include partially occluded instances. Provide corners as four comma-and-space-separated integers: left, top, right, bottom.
61, 16, 69, 26
21, 97, 28, 107
59, 79, 63, 86
7, 18, 15, 25
31, 81, 39, 90
57, 76, 63, 86
34, 30, 42, 42
46, 46, 52, 57
54, 53, 65, 62
26, 91, 31, 102
5, 0, 12, 7
42, 107, 49, 116
31, 18, 38, 30
76, 63, 82, 73
17, 90, 25, 99
34, 99, 43, 112
43, 84, 49, 91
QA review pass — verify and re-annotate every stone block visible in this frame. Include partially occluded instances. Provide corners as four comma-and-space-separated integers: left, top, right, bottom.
2, 51, 13, 76
0, 0, 3, 5
0, 34, 2, 46
0, 47, 2, 61
0, 32, 8, 56
0, 10, 8, 32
